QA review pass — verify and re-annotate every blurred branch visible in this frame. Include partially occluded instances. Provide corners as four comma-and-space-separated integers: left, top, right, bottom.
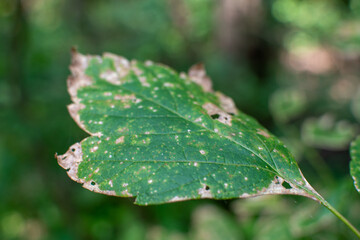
216, 0, 263, 56
215, 0, 274, 80
8, 0, 28, 108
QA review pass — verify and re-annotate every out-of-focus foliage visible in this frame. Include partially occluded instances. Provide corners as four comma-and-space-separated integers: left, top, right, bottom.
301, 115, 357, 150
269, 88, 307, 123
351, 136, 360, 193
269, 0, 360, 152
1, 0, 359, 239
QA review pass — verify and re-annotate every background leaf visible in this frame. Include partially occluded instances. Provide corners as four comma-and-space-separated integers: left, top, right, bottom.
57, 51, 320, 205
301, 114, 357, 150
350, 136, 360, 193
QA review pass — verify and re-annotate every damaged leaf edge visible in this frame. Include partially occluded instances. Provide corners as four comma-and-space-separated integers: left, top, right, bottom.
55, 140, 320, 203
55, 141, 116, 196
166, 174, 321, 204
67, 49, 105, 137
57, 49, 119, 195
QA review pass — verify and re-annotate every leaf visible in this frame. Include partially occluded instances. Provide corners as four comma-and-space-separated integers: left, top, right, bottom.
56, 50, 321, 205
350, 136, 360, 193
301, 114, 357, 150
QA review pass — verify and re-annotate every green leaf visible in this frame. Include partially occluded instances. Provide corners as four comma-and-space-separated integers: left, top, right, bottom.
56, 50, 321, 205
301, 114, 357, 150
350, 136, 360, 193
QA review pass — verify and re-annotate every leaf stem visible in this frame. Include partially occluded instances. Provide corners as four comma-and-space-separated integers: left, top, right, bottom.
299, 184, 360, 238
319, 197, 360, 239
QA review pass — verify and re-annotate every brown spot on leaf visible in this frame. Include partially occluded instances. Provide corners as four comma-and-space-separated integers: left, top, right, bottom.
115, 136, 125, 144
100, 70, 121, 85
103, 52, 130, 78
203, 103, 232, 126
90, 146, 99, 152
257, 129, 270, 138
198, 183, 213, 198
82, 181, 116, 196
239, 176, 321, 203
67, 49, 94, 103
188, 63, 213, 92
216, 92, 238, 115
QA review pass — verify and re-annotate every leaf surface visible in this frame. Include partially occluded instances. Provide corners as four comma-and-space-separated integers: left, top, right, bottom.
350, 136, 360, 193
57, 50, 321, 205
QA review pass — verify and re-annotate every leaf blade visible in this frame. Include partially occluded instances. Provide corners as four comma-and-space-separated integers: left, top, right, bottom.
57, 51, 320, 205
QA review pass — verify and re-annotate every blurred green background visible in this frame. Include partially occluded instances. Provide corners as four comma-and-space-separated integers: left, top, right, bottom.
1, 0, 360, 239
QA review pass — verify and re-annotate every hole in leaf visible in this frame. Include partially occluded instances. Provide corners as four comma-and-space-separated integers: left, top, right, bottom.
90, 181, 96, 186
62, 156, 67, 160
282, 181, 292, 189
205, 185, 210, 190
211, 114, 220, 119
228, 113, 235, 116
71, 148, 75, 152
